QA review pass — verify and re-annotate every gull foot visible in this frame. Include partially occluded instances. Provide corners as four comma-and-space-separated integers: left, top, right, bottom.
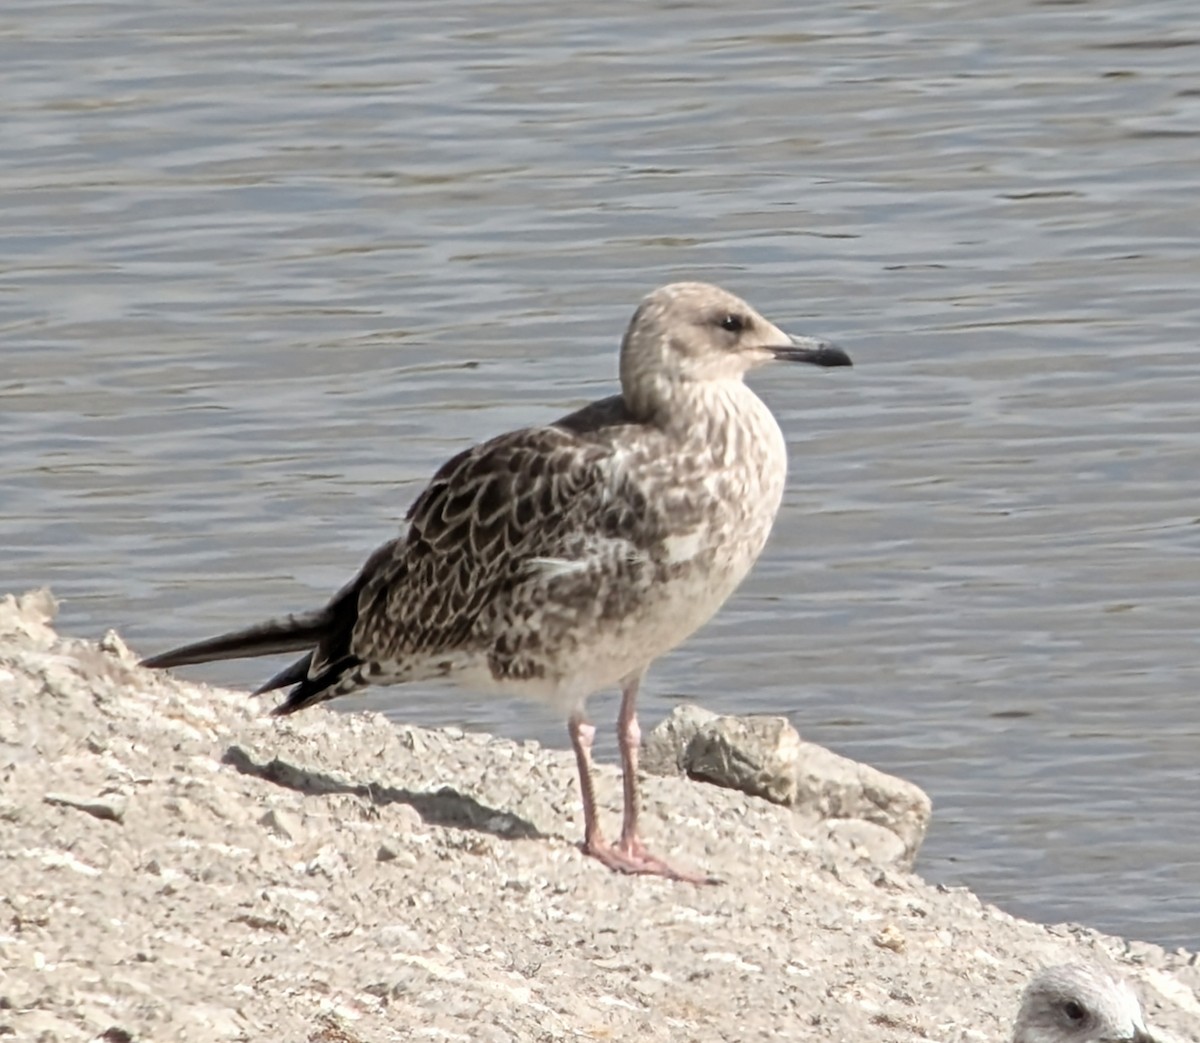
581, 836, 721, 885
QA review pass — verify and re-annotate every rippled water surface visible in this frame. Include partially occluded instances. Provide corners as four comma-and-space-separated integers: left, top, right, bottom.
4, 0, 1199, 947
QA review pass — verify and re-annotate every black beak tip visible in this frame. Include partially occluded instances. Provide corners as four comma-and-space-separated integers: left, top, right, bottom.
770, 340, 853, 367
815, 345, 853, 368
792, 343, 852, 368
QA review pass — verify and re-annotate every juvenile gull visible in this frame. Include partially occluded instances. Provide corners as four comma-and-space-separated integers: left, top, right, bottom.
1013, 964, 1157, 1043
142, 282, 852, 881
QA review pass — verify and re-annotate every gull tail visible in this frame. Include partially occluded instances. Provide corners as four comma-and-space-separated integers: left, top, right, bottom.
140, 610, 330, 670
141, 597, 368, 716
142, 541, 395, 712
268, 654, 363, 716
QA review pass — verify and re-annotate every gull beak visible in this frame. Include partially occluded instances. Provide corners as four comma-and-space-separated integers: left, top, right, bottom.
770, 335, 852, 368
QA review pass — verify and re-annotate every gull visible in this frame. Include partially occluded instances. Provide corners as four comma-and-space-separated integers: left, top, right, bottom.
141, 281, 852, 881
1014, 963, 1158, 1043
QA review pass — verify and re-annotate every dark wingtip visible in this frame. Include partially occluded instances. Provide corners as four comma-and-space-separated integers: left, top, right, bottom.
254, 653, 314, 696
268, 655, 363, 716
136, 612, 330, 672
140, 650, 189, 670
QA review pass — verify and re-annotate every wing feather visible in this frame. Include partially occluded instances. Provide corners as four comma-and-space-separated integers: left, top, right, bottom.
269, 394, 682, 698
343, 409, 668, 671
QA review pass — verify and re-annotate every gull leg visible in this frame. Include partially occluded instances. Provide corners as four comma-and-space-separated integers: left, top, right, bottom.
565, 682, 716, 884
613, 670, 716, 884
615, 668, 646, 852
567, 709, 607, 854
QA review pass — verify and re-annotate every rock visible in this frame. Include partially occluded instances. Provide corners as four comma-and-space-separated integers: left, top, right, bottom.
686, 713, 802, 806
640, 703, 717, 775
44, 791, 128, 823
98, 629, 138, 664
791, 742, 931, 866
644, 705, 931, 867
259, 807, 304, 843
873, 923, 907, 952
823, 818, 908, 867
0, 588, 57, 646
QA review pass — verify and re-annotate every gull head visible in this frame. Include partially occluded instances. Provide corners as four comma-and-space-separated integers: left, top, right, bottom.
1014, 964, 1157, 1043
618, 281, 850, 419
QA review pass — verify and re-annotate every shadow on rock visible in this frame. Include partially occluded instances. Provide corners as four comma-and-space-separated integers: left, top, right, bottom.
221, 745, 542, 840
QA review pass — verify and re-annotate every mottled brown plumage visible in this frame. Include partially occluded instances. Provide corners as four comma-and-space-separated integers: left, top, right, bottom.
143, 282, 851, 879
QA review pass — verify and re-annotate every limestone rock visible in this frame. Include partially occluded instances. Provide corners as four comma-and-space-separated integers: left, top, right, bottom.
644, 704, 931, 867
44, 791, 128, 824
792, 739, 931, 866
0, 588, 58, 647
639, 702, 717, 775
686, 713, 802, 807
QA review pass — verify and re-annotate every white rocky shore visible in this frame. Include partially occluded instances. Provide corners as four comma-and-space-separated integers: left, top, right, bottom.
2, 589, 1198, 1043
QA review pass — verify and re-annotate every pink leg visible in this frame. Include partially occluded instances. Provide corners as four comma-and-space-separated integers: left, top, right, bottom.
567, 709, 606, 854
616, 668, 645, 851
614, 671, 716, 883
566, 680, 716, 885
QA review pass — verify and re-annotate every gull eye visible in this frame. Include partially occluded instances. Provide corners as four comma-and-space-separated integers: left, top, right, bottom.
719, 313, 746, 333
1061, 1001, 1087, 1024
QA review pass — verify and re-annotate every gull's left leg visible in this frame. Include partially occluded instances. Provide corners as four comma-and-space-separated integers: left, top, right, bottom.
614, 668, 717, 885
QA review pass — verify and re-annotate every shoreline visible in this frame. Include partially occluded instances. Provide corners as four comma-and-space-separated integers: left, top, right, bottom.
3, 588, 1198, 1042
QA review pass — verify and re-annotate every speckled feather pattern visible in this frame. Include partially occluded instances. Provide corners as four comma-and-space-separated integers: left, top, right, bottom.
307, 379, 789, 710
142, 282, 850, 727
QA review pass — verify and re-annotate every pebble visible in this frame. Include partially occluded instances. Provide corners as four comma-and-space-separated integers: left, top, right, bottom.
44, 791, 127, 823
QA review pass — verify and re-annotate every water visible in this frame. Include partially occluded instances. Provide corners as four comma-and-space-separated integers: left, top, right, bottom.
4, 0, 1199, 949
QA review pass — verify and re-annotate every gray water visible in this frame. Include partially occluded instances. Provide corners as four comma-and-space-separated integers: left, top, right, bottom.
4, 0, 1199, 949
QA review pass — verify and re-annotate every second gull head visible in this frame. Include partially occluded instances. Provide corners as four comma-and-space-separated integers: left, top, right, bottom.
1013, 963, 1157, 1043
